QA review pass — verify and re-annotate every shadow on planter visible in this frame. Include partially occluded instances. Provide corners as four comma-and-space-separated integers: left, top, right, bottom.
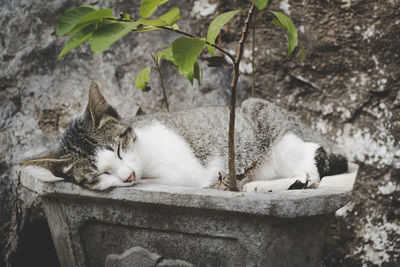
2, 212, 60, 267
20, 163, 358, 267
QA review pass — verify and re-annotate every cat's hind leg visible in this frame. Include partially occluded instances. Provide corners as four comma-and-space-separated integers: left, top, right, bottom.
253, 132, 324, 191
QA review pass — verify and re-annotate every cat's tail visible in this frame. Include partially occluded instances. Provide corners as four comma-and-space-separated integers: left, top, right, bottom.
316, 147, 348, 179
327, 153, 348, 176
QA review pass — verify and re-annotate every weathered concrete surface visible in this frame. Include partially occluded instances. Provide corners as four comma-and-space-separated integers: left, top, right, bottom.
157, 259, 193, 267
20, 166, 356, 267
105, 246, 162, 267
1, 0, 399, 266
105, 246, 194, 267
20, 165, 357, 218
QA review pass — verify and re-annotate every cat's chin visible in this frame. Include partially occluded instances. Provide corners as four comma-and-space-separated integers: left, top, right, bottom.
120, 181, 136, 187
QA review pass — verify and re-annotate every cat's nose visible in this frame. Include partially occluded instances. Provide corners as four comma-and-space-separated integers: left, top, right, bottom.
125, 172, 136, 183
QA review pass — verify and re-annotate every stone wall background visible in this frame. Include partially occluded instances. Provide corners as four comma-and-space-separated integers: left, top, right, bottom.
1, 0, 399, 266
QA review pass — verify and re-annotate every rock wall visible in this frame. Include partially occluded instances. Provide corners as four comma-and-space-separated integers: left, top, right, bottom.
0, 0, 399, 266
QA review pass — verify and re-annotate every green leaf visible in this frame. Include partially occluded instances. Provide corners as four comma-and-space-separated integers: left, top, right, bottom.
57, 23, 97, 60
77, 9, 113, 24
138, 7, 180, 27
172, 37, 205, 74
155, 46, 201, 84
206, 10, 241, 56
135, 67, 151, 91
57, 5, 97, 36
253, 0, 269, 10
155, 46, 175, 66
186, 61, 201, 85
269, 10, 298, 58
67, 9, 114, 34
89, 21, 139, 55
140, 0, 168, 18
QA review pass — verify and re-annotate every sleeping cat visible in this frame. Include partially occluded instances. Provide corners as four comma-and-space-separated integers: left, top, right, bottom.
22, 82, 347, 191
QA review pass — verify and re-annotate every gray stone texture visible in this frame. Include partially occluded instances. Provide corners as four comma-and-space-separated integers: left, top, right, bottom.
104, 246, 194, 267
157, 259, 193, 267
0, 0, 399, 266
105, 246, 162, 267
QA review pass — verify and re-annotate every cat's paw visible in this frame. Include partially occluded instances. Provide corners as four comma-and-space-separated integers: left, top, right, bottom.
288, 179, 308, 190
243, 174, 321, 193
288, 174, 320, 190
305, 173, 320, 189
211, 171, 230, 191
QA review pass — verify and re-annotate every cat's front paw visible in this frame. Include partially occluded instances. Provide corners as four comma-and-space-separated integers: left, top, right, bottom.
91, 173, 136, 191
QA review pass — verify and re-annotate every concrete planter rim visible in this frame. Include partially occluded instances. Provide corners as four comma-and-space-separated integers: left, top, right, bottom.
20, 163, 358, 218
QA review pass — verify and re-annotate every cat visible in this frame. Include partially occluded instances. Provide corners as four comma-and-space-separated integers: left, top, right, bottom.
22, 81, 348, 191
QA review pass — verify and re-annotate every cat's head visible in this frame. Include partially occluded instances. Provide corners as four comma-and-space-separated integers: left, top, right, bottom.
21, 82, 139, 191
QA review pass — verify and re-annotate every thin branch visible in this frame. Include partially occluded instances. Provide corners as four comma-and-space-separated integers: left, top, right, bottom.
105, 18, 235, 64
251, 12, 256, 97
234, 4, 255, 66
151, 55, 170, 112
227, 2, 256, 191
159, 26, 235, 63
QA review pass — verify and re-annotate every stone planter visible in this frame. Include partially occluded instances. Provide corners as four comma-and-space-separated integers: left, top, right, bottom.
21, 163, 358, 267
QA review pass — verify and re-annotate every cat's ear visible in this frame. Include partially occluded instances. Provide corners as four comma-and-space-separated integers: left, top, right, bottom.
20, 150, 73, 182
84, 81, 120, 128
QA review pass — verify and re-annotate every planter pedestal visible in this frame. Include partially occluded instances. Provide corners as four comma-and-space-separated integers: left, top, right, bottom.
21, 164, 358, 267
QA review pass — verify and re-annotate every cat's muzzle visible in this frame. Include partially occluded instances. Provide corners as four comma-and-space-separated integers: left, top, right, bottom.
125, 172, 136, 183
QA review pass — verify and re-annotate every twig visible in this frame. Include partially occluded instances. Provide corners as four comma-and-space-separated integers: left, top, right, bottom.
151, 55, 170, 112
159, 26, 235, 63
227, 2, 256, 191
105, 18, 235, 62
251, 12, 256, 97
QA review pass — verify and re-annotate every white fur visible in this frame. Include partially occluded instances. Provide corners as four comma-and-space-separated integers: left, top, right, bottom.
245, 132, 321, 192
95, 129, 322, 192
95, 123, 223, 189
95, 149, 135, 182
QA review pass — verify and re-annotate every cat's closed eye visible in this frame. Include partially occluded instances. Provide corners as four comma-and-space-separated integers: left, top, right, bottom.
104, 141, 124, 160
117, 143, 122, 160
